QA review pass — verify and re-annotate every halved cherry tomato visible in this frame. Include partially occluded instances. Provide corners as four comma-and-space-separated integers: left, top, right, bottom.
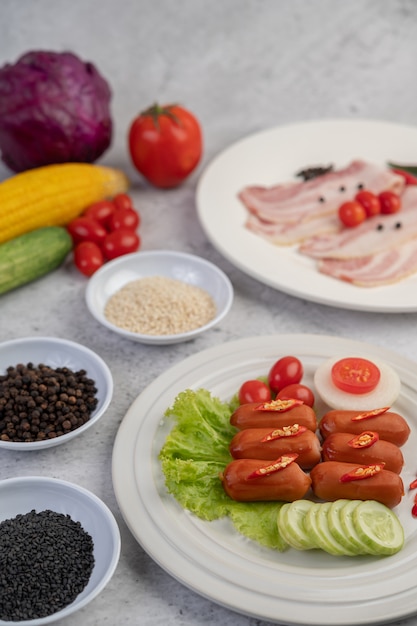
268, 356, 303, 393
390, 167, 417, 186
340, 463, 384, 483
378, 191, 401, 214
73, 241, 104, 277
355, 190, 381, 218
276, 383, 315, 407
331, 357, 380, 395
67, 216, 107, 245
83, 200, 116, 228
101, 229, 140, 260
348, 431, 379, 449
113, 193, 133, 211
238, 380, 271, 405
338, 201, 366, 227
128, 103, 203, 188
108, 207, 140, 232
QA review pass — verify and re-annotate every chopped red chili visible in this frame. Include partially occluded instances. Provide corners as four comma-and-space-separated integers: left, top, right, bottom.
261, 423, 307, 442
347, 431, 379, 449
255, 398, 303, 413
247, 453, 298, 479
340, 463, 385, 483
351, 407, 389, 421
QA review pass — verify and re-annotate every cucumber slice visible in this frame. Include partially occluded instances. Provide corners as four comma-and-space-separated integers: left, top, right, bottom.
277, 503, 308, 550
284, 500, 316, 550
305, 502, 342, 555
316, 502, 354, 555
339, 500, 371, 554
327, 500, 363, 556
352, 500, 404, 556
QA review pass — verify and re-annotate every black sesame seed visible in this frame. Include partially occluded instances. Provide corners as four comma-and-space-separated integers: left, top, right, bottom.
0, 509, 95, 621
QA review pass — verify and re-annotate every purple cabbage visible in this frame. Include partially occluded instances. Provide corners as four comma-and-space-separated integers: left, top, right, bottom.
0, 50, 113, 172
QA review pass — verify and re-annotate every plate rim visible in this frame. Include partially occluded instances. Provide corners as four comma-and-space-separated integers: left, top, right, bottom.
112, 333, 417, 626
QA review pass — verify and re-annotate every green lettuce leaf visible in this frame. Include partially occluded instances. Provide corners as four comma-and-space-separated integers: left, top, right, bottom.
159, 388, 288, 551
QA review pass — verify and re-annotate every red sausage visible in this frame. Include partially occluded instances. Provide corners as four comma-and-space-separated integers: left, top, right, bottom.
310, 461, 404, 509
229, 428, 321, 469
321, 432, 404, 474
319, 409, 410, 447
220, 458, 312, 502
230, 402, 318, 432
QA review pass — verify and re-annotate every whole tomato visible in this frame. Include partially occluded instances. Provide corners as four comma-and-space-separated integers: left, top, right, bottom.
128, 103, 203, 188
74, 242, 104, 277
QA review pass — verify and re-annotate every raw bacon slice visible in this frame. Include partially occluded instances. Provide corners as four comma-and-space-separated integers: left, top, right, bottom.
318, 241, 417, 287
299, 186, 417, 260
246, 212, 340, 245
239, 160, 404, 226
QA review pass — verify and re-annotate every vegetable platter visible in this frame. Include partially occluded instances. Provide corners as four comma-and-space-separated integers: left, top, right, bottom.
112, 333, 417, 626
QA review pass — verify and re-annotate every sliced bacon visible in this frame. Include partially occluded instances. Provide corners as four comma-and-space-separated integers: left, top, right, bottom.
239, 160, 404, 226
245, 212, 341, 245
299, 186, 417, 260
318, 240, 417, 286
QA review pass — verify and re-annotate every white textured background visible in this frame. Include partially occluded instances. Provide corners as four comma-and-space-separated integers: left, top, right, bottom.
1, 2, 417, 625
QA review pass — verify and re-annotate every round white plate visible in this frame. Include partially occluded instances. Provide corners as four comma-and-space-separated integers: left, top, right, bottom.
112, 334, 417, 626
196, 119, 417, 312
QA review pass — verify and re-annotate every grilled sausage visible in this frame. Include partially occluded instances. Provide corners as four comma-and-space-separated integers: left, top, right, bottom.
220, 457, 312, 502
319, 409, 410, 446
230, 402, 317, 432
229, 427, 321, 469
310, 461, 404, 508
321, 432, 404, 474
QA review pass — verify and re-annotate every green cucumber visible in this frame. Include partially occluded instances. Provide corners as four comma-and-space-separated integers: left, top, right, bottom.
352, 500, 404, 556
0, 226, 72, 295
279, 500, 316, 550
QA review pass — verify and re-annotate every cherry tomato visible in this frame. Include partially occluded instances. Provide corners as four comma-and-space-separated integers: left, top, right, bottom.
108, 207, 140, 232
238, 380, 272, 405
101, 229, 140, 260
73, 241, 104, 277
128, 103, 203, 188
83, 200, 116, 228
268, 356, 303, 393
331, 357, 380, 395
378, 190, 401, 214
355, 190, 381, 218
67, 216, 107, 245
113, 193, 133, 211
276, 383, 315, 407
338, 201, 366, 228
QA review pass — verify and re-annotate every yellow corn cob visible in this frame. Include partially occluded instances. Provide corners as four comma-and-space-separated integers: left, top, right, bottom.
0, 162, 130, 244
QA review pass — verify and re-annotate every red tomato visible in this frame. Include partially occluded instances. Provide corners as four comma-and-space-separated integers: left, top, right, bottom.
355, 190, 381, 218
73, 242, 104, 277
276, 383, 315, 407
83, 200, 116, 228
331, 357, 380, 395
67, 216, 107, 245
268, 356, 303, 393
101, 229, 140, 260
390, 167, 417, 185
113, 193, 133, 211
378, 191, 401, 214
128, 103, 203, 188
338, 201, 367, 228
108, 208, 140, 232
238, 380, 271, 405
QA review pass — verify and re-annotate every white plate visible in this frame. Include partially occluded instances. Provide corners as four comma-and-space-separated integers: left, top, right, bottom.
196, 119, 417, 313
112, 334, 417, 626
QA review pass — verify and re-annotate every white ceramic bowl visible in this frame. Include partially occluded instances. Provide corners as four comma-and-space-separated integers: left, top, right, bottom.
0, 476, 121, 625
0, 336, 113, 450
85, 250, 234, 345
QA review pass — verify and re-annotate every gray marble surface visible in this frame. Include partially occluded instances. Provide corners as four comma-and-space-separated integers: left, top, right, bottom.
1, 1, 417, 624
